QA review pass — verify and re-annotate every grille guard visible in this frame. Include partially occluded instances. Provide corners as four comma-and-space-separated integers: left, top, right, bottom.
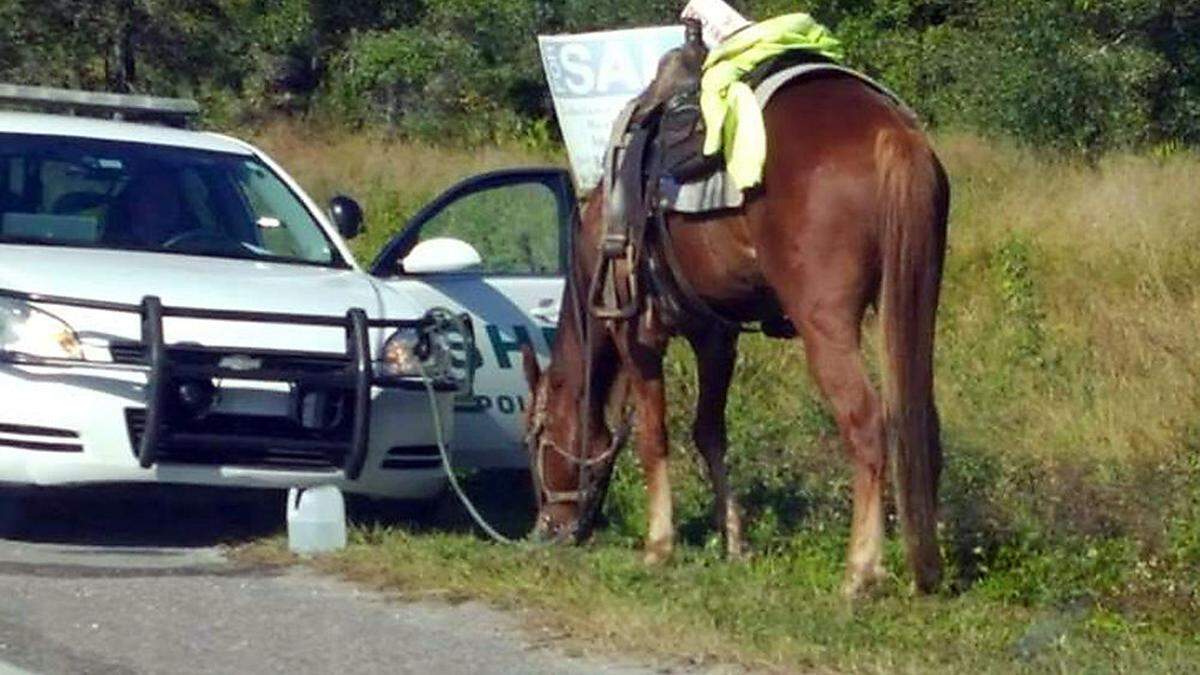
0, 287, 471, 479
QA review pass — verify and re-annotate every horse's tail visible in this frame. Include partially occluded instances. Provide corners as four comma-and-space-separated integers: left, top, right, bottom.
875, 126, 948, 593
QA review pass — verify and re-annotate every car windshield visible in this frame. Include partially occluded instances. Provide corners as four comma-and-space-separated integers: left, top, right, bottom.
0, 133, 341, 266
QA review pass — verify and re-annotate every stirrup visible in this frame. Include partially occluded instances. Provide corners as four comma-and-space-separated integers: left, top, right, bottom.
588, 248, 640, 320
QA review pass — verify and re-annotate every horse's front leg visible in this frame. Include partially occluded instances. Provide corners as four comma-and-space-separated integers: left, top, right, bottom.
619, 330, 673, 564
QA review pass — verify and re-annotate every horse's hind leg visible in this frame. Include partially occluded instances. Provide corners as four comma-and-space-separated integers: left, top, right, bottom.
687, 329, 745, 558
792, 303, 889, 597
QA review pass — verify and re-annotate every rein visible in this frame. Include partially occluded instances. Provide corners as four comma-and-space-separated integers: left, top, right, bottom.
528, 120, 720, 535
527, 223, 636, 540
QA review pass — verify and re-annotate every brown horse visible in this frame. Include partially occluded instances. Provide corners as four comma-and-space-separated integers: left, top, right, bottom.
521, 72, 949, 595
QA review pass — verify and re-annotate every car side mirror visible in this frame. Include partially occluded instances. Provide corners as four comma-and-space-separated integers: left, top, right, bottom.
329, 195, 363, 240
401, 238, 482, 274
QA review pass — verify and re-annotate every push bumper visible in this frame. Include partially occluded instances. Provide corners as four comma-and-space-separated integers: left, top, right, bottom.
0, 288, 467, 488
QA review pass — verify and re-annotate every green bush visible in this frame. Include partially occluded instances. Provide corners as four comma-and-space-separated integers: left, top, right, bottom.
833, 0, 1180, 154
319, 0, 545, 142
2, 1, 1199, 154
325, 28, 472, 125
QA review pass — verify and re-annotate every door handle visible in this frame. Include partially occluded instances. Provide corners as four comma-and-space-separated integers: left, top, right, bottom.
528, 299, 561, 324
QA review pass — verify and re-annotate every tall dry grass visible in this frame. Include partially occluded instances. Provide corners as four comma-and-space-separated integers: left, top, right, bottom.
939, 134, 1199, 466
915, 135, 1200, 563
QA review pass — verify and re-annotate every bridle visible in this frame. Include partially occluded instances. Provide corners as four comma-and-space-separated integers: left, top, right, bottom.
525, 389, 625, 507
525, 386, 629, 542
525, 230, 630, 540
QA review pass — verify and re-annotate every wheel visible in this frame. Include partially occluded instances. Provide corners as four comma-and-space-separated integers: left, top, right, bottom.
0, 488, 32, 539
346, 490, 447, 529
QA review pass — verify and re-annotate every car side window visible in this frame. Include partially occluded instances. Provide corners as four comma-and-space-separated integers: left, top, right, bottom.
419, 182, 561, 275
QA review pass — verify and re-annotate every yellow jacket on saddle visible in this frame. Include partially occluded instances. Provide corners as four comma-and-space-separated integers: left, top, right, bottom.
700, 13, 843, 190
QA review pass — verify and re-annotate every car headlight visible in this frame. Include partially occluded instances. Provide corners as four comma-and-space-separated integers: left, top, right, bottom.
381, 327, 451, 379
0, 297, 84, 360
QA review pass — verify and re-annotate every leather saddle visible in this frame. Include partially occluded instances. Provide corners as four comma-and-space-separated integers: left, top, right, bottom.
632, 22, 721, 184
589, 20, 717, 322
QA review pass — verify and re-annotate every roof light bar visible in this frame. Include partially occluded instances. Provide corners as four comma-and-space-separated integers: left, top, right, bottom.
0, 84, 200, 126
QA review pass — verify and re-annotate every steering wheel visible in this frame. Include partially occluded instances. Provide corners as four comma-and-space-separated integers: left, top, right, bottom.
161, 229, 234, 251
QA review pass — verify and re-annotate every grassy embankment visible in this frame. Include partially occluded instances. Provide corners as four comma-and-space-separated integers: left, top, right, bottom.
245, 123, 1200, 672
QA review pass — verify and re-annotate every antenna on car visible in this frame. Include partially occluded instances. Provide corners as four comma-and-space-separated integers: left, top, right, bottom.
0, 84, 201, 128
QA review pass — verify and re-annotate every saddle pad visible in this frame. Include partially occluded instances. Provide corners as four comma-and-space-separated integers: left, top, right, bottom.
603, 63, 910, 215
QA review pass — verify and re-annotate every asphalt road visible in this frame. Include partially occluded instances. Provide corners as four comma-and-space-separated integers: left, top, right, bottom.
0, 487, 673, 675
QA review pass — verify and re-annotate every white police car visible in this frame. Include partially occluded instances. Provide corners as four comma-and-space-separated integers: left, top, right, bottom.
0, 85, 572, 499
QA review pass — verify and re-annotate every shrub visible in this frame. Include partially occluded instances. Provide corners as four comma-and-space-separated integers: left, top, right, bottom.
5, 0, 1199, 152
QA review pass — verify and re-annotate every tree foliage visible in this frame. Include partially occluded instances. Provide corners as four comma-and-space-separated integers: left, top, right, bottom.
1, 0, 1198, 153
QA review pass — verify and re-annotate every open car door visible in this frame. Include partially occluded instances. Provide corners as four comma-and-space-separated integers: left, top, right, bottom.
372, 168, 576, 470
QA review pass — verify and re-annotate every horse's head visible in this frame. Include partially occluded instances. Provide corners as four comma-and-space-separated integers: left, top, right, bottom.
523, 336, 633, 540
518, 183, 631, 543
520, 344, 584, 542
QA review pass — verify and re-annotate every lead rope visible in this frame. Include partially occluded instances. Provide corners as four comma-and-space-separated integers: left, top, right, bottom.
418, 357, 516, 544
422, 346, 625, 545
415, 308, 520, 545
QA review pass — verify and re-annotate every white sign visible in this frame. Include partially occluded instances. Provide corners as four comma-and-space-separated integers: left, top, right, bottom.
538, 26, 684, 191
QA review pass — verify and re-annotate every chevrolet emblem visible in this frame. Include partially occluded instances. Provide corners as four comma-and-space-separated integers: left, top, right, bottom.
218, 355, 263, 371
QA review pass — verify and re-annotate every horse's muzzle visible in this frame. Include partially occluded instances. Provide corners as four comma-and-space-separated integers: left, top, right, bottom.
529, 512, 583, 545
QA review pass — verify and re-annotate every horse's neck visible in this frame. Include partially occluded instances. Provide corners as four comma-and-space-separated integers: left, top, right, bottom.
548, 283, 587, 383
549, 277, 620, 410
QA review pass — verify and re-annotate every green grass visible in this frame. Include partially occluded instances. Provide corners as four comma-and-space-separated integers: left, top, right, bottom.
244, 509, 1200, 673
242, 124, 1200, 672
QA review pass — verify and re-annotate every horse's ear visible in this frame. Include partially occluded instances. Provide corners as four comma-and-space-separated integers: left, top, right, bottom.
520, 342, 541, 391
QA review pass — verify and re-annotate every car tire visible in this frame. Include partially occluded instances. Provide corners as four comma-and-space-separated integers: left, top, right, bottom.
0, 488, 31, 539
345, 490, 447, 529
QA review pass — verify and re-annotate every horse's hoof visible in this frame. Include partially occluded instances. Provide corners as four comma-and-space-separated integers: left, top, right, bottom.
642, 540, 672, 565
841, 565, 889, 599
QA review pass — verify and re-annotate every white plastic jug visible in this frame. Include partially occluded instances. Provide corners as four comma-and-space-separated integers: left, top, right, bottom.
286, 485, 347, 555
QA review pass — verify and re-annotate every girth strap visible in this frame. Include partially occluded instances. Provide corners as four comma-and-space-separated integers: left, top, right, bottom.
646, 206, 746, 334
641, 117, 754, 335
